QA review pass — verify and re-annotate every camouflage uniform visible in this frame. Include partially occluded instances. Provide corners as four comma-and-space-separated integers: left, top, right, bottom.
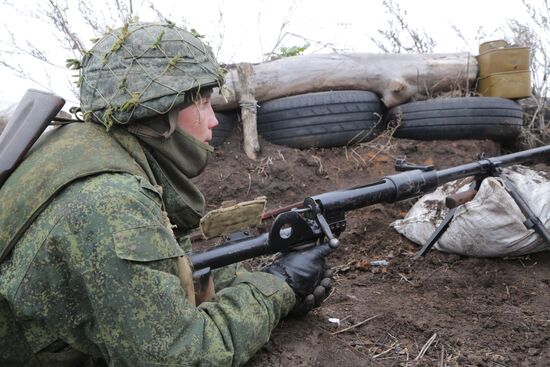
0, 23, 295, 367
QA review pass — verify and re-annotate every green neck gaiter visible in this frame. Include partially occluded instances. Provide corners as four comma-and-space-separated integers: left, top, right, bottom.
129, 117, 214, 235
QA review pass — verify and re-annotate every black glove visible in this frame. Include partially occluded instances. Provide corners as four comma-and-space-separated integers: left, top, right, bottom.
263, 243, 333, 316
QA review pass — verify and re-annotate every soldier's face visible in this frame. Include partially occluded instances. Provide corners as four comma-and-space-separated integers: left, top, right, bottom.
177, 96, 219, 144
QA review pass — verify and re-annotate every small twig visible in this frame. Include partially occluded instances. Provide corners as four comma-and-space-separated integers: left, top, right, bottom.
387, 332, 399, 343
372, 342, 399, 359
312, 154, 324, 174
398, 272, 414, 285
246, 173, 252, 196
340, 315, 352, 323
374, 322, 396, 347
415, 333, 437, 361
439, 344, 445, 367
332, 314, 380, 335
323, 287, 336, 303
350, 148, 367, 166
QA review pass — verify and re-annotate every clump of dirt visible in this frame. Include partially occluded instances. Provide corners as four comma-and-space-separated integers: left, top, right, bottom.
193, 128, 550, 367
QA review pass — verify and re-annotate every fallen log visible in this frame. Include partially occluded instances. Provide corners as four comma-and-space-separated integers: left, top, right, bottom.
212, 52, 478, 159
213, 52, 478, 109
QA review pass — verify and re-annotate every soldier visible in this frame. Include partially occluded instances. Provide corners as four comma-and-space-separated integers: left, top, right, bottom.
0, 22, 332, 366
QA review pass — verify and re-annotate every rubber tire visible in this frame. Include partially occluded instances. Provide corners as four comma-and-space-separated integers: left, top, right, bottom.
386, 97, 523, 142
257, 91, 384, 148
212, 112, 237, 147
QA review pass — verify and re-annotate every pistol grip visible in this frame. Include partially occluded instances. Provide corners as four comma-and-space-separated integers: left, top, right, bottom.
193, 267, 216, 305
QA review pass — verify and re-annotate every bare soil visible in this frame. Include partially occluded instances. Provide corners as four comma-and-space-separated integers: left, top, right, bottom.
193, 129, 550, 367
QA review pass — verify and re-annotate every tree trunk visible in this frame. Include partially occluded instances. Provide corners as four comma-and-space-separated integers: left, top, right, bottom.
212, 52, 478, 110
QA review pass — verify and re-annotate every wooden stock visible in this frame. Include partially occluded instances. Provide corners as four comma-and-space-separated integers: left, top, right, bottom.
261, 201, 304, 221
193, 268, 215, 305
445, 189, 478, 209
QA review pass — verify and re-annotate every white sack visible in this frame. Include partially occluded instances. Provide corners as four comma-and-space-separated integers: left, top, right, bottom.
391, 166, 550, 257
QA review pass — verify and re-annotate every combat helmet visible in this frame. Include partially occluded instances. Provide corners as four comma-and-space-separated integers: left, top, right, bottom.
79, 22, 225, 128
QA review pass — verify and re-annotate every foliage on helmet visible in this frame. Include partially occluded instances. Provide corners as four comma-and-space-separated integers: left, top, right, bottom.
79, 22, 225, 129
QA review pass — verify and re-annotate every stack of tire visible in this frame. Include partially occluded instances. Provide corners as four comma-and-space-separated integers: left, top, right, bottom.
212, 91, 524, 149
256, 91, 384, 149
385, 97, 523, 141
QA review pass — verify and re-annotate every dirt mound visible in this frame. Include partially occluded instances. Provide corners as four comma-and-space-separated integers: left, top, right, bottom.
193, 129, 550, 367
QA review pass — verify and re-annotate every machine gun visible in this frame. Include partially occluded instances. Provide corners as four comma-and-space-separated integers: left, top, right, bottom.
189, 145, 550, 294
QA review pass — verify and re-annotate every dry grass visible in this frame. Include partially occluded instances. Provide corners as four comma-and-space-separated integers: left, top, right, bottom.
344, 113, 402, 169
518, 100, 550, 148
253, 156, 274, 178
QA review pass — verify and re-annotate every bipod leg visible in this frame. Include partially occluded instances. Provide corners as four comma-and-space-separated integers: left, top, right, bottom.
498, 172, 550, 246
413, 207, 457, 260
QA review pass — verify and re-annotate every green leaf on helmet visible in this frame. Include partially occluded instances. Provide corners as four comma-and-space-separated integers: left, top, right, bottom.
103, 106, 114, 129
66, 58, 82, 70
120, 93, 141, 113
152, 31, 165, 49
83, 110, 93, 123
110, 23, 130, 53
168, 52, 182, 71
190, 28, 205, 39
75, 75, 83, 87
118, 77, 128, 91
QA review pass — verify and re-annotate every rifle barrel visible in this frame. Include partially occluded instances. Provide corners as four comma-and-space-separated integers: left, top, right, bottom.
311, 145, 550, 214
436, 145, 550, 185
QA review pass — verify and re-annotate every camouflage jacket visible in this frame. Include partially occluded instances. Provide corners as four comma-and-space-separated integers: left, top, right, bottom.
0, 123, 295, 366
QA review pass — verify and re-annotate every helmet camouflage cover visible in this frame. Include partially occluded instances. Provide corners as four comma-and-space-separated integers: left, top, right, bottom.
79, 22, 225, 128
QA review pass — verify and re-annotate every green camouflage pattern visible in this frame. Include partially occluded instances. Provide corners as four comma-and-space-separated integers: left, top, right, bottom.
0, 123, 150, 263
79, 22, 225, 128
0, 123, 295, 366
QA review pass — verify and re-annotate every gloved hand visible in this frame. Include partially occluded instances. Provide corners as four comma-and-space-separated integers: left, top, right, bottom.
263, 243, 333, 316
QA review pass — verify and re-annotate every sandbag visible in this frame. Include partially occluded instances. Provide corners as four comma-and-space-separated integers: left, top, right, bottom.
391, 166, 550, 257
